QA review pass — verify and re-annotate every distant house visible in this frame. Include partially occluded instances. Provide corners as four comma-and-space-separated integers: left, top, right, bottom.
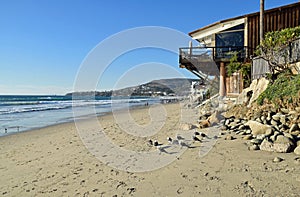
179, 2, 300, 97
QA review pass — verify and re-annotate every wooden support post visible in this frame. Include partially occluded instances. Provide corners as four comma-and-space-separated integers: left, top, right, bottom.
219, 62, 226, 97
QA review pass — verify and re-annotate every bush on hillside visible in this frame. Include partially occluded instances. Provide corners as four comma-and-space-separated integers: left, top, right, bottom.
257, 72, 300, 106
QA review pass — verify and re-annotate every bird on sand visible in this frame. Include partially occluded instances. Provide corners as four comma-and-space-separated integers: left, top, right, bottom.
199, 132, 208, 138
192, 135, 202, 142
148, 139, 153, 146
153, 140, 159, 147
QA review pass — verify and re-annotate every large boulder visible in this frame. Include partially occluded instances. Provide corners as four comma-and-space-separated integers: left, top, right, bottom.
294, 145, 300, 155
245, 120, 272, 136
273, 143, 293, 153
248, 78, 269, 106
260, 136, 294, 153
235, 78, 269, 106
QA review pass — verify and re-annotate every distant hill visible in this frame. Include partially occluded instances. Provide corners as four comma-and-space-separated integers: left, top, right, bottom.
66, 78, 202, 97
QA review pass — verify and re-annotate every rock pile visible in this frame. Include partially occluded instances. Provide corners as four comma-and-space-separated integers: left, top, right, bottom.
223, 109, 300, 154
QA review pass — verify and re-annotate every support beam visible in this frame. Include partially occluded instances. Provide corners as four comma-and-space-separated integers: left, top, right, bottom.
219, 62, 226, 97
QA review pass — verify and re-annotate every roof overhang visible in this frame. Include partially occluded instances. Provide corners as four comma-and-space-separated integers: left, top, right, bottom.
189, 17, 245, 41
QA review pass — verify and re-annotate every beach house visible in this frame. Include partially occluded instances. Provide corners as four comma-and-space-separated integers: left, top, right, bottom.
179, 2, 300, 97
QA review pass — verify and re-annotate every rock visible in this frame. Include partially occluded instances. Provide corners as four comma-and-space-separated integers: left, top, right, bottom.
289, 110, 297, 115
247, 78, 270, 107
290, 124, 299, 133
180, 123, 194, 131
273, 143, 293, 153
295, 107, 300, 113
251, 138, 263, 144
265, 129, 273, 137
273, 135, 294, 153
260, 139, 274, 152
291, 130, 300, 136
273, 157, 284, 163
228, 122, 238, 129
236, 87, 252, 105
207, 111, 224, 126
280, 108, 289, 114
270, 120, 279, 126
255, 118, 262, 123
238, 124, 245, 130
224, 118, 232, 126
272, 114, 282, 121
275, 135, 294, 146
245, 120, 272, 136
270, 135, 276, 142
294, 146, 300, 155
294, 157, 300, 165
220, 125, 227, 130
256, 134, 266, 140
249, 144, 259, 151
225, 135, 234, 140
245, 130, 252, 134
198, 120, 210, 129
243, 135, 253, 140
280, 117, 287, 125
283, 132, 295, 141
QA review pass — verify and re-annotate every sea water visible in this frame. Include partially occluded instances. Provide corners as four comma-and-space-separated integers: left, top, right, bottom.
0, 95, 160, 136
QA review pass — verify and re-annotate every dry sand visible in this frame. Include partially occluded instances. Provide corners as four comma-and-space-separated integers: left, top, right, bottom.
0, 103, 299, 196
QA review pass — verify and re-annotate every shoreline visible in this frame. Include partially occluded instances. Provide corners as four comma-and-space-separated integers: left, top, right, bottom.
0, 102, 299, 196
0, 100, 177, 138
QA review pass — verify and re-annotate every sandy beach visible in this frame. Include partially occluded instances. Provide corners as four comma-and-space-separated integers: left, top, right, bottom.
0, 103, 300, 196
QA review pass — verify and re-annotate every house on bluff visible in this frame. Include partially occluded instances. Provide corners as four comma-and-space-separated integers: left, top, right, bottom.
179, 2, 300, 98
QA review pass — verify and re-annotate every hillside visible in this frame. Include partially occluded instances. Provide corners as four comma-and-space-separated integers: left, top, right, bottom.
66, 78, 202, 97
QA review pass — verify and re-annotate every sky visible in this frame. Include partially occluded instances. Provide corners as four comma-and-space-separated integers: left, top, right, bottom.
0, 0, 298, 95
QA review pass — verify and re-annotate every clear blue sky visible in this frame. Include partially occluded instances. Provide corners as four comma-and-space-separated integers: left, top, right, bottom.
0, 0, 298, 95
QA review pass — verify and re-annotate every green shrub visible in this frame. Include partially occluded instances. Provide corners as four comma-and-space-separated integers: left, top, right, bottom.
257, 72, 300, 105
227, 53, 251, 87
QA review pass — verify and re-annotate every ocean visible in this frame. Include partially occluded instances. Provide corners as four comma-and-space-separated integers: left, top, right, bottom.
0, 95, 160, 136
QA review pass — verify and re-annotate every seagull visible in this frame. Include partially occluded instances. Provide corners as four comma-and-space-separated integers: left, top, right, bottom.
153, 140, 159, 147
148, 139, 153, 146
167, 137, 172, 144
176, 135, 184, 140
192, 135, 202, 142
200, 132, 207, 138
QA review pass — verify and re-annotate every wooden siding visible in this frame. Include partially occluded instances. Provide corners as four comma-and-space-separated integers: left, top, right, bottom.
247, 3, 300, 56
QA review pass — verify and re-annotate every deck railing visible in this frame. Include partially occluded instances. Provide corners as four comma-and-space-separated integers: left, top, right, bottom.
179, 46, 249, 64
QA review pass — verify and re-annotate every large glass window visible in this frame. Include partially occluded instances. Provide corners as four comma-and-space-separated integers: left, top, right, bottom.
216, 30, 244, 47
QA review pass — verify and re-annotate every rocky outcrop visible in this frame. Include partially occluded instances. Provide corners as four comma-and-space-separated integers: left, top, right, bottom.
236, 78, 269, 106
